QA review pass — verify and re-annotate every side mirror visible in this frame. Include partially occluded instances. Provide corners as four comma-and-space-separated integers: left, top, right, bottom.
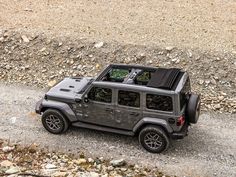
84, 95, 89, 103
84, 98, 89, 103
75, 98, 81, 103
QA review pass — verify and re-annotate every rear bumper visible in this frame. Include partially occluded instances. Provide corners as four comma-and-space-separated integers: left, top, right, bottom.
171, 123, 189, 139
35, 99, 43, 114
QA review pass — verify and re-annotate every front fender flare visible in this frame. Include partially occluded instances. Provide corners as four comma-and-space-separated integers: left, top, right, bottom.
41, 99, 77, 122
133, 117, 173, 133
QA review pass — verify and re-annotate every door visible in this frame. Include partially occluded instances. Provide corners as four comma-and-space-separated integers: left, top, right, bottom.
81, 86, 115, 127
115, 90, 142, 130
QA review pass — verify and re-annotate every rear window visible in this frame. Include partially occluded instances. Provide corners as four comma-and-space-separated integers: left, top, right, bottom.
146, 94, 173, 112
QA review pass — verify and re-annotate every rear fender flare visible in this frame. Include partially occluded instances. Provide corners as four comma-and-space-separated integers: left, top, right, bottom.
133, 117, 173, 134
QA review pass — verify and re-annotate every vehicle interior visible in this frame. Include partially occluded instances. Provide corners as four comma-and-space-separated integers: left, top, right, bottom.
99, 65, 184, 90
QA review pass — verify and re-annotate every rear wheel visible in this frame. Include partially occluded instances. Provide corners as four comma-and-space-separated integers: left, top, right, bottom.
139, 125, 169, 153
186, 94, 201, 124
42, 109, 69, 134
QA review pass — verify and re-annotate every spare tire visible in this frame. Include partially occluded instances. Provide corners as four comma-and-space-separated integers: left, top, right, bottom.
186, 94, 201, 124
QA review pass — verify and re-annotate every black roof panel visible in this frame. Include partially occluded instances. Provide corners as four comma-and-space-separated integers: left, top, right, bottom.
147, 68, 181, 90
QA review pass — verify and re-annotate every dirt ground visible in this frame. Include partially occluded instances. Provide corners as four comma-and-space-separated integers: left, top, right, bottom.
0, 0, 235, 52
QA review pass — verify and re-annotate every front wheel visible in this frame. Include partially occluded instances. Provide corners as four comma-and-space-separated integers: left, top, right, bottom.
139, 125, 169, 153
42, 109, 69, 134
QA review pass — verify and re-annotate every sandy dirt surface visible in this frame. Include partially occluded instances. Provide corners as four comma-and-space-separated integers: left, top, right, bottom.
0, 0, 235, 52
0, 83, 235, 177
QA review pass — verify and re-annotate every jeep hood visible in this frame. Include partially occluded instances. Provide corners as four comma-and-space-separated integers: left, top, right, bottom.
45, 77, 93, 102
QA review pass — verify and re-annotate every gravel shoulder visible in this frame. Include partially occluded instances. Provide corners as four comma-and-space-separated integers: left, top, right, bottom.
0, 0, 236, 52
0, 83, 235, 177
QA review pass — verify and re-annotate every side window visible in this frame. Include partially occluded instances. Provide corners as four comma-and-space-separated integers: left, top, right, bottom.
88, 87, 112, 103
146, 94, 173, 112
118, 90, 140, 107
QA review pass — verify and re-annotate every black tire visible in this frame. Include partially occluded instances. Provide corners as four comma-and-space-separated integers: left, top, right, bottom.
139, 125, 169, 153
186, 94, 201, 124
42, 109, 69, 134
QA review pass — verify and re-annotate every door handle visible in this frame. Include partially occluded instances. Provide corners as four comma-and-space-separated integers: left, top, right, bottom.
130, 112, 139, 116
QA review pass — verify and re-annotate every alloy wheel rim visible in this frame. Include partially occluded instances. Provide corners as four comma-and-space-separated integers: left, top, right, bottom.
45, 115, 62, 130
144, 132, 163, 150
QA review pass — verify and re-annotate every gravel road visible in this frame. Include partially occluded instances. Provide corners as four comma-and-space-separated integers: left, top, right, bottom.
0, 83, 235, 177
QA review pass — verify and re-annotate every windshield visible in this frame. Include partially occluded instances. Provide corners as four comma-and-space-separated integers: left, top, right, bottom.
78, 78, 94, 94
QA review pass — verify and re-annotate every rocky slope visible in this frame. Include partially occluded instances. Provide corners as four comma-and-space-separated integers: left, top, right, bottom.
0, 30, 236, 113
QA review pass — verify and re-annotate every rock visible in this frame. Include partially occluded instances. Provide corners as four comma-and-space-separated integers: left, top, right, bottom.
96, 164, 101, 170
101, 174, 108, 177
165, 46, 174, 51
3, 32, 9, 37
211, 79, 217, 85
95, 63, 100, 69
0, 160, 13, 167
99, 157, 104, 162
218, 96, 224, 101
110, 159, 126, 167
121, 167, 127, 172
40, 47, 46, 52
21, 35, 30, 43
45, 163, 57, 169
0, 37, 4, 42
205, 80, 210, 85
28, 143, 37, 153
198, 80, 204, 85
148, 60, 153, 64
220, 92, 227, 96
5, 65, 11, 70
90, 172, 99, 177
187, 50, 193, 58
5, 166, 20, 174
88, 158, 94, 163
53, 171, 67, 177
2, 146, 15, 152
171, 58, 180, 63
94, 42, 104, 48
24, 8, 33, 12
75, 158, 87, 165
214, 104, 221, 109
48, 80, 57, 87
107, 166, 114, 171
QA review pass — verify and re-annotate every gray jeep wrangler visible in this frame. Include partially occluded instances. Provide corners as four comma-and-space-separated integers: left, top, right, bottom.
36, 64, 200, 153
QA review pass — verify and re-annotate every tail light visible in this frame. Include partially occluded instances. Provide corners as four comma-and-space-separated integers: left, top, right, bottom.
177, 116, 185, 126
